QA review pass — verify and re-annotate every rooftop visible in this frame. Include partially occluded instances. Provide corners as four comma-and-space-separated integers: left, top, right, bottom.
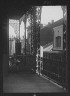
40, 18, 63, 46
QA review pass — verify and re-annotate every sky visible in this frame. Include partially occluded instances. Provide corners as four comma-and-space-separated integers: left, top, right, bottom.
41, 6, 63, 25
9, 6, 63, 38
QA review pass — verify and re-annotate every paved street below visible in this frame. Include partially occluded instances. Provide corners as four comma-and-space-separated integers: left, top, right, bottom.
3, 72, 66, 93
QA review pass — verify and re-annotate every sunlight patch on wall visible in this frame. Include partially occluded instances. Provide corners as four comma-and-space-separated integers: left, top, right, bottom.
9, 19, 19, 39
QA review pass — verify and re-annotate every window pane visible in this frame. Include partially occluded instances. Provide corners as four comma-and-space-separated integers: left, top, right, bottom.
56, 36, 61, 48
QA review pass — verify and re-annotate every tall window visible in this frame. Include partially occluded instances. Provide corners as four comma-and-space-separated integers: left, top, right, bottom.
56, 36, 61, 48
9, 19, 19, 56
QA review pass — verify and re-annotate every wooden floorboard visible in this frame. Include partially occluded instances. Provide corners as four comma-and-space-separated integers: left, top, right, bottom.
3, 72, 66, 93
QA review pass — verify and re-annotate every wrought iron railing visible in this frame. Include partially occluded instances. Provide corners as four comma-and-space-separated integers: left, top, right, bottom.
42, 51, 67, 88
9, 54, 36, 72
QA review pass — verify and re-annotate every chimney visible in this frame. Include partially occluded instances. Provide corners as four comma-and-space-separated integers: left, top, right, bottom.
51, 20, 54, 24
48, 22, 51, 25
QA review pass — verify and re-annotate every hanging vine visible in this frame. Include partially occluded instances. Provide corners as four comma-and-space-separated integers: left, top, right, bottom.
27, 6, 42, 56
62, 6, 67, 51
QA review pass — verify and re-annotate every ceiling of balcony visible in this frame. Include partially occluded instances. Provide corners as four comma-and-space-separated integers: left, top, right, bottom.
1, 0, 33, 19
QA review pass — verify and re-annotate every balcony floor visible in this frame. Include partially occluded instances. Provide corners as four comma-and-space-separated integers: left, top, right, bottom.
3, 72, 66, 93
